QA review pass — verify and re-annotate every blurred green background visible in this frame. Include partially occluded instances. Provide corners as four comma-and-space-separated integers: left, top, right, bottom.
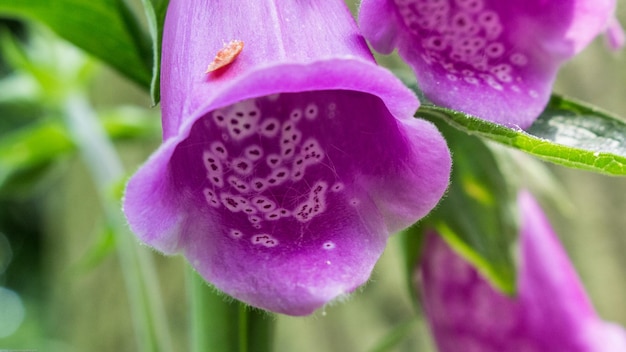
0, 3, 625, 352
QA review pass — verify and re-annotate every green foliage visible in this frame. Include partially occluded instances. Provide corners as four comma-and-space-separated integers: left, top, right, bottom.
189, 270, 275, 352
419, 120, 519, 295
0, 119, 74, 192
0, 0, 152, 88
368, 317, 418, 352
0, 109, 159, 193
140, 0, 169, 103
418, 95, 626, 176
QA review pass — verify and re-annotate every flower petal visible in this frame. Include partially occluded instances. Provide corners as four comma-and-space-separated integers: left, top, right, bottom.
359, 0, 615, 128
416, 191, 626, 351
124, 0, 451, 315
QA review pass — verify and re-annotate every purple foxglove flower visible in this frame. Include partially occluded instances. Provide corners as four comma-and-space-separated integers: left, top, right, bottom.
359, 0, 616, 128
123, 0, 451, 315
416, 191, 626, 351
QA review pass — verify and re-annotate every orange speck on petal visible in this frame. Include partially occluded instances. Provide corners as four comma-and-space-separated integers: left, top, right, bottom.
205, 40, 244, 73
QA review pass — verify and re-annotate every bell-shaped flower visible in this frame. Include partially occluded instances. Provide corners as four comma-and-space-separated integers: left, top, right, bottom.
123, 0, 451, 315
416, 191, 626, 351
359, 0, 616, 128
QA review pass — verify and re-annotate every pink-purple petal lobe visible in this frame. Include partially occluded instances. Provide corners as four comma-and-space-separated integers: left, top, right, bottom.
359, 0, 616, 128
416, 191, 626, 351
125, 88, 450, 315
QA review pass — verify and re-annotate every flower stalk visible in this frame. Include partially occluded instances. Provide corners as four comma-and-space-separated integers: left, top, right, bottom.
188, 266, 274, 352
62, 92, 173, 352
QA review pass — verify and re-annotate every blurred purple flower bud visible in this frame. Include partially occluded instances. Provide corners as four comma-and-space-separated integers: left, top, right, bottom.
359, 0, 617, 128
417, 191, 626, 351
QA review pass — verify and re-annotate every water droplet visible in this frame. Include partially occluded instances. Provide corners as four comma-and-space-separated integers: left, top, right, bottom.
0, 287, 25, 338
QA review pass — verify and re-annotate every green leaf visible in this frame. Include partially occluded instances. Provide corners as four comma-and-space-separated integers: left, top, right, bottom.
0, 109, 159, 191
70, 223, 117, 275
140, 0, 169, 104
417, 94, 626, 176
100, 106, 161, 140
368, 317, 418, 352
0, 0, 152, 88
0, 120, 74, 188
422, 120, 519, 295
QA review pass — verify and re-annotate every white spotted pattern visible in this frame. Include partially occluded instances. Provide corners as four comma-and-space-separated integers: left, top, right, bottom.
212, 99, 261, 140
203, 188, 221, 208
395, 0, 536, 96
294, 181, 328, 222
201, 95, 345, 248
251, 234, 278, 247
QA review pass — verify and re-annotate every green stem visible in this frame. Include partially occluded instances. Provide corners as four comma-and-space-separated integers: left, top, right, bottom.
62, 92, 173, 352
239, 304, 249, 352
188, 266, 275, 352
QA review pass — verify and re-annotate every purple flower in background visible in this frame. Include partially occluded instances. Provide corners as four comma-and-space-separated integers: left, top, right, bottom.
123, 0, 451, 315
416, 191, 626, 351
359, 0, 616, 128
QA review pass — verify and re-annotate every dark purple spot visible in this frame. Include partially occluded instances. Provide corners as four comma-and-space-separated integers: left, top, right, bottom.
230, 119, 239, 125
243, 123, 251, 129
268, 178, 276, 184
265, 123, 276, 131
233, 128, 241, 134
210, 164, 218, 171
237, 162, 249, 170
249, 150, 260, 156
236, 112, 244, 117
226, 198, 238, 208
249, 111, 257, 117
276, 172, 286, 177
255, 235, 269, 243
